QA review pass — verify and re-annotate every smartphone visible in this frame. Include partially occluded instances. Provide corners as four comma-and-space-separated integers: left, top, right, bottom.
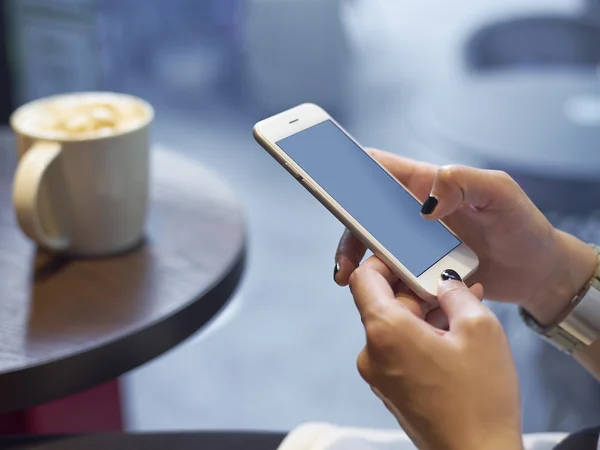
253, 103, 478, 300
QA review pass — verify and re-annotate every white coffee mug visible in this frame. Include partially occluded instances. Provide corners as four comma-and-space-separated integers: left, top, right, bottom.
10, 92, 154, 256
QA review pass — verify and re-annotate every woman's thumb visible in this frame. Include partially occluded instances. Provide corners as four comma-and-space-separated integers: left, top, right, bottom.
437, 270, 487, 327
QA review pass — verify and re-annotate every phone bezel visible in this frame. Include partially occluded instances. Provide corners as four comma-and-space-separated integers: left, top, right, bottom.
253, 103, 478, 300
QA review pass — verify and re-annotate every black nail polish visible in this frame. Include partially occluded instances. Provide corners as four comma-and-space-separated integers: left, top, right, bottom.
441, 269, 462, 282
421, 196, 438, 215
334, 263, 340, 281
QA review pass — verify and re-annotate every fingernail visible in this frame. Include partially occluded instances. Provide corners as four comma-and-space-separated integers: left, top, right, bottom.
421, 196, 438, 215
441, 269, 462, 282
334, 262, 340, 282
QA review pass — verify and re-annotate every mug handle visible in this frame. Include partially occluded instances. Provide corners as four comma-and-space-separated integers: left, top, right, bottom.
12, 141, 70, 251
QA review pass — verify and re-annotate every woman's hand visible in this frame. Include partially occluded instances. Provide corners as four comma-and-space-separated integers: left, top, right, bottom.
335, 150, 597, 325
352, 257, 523, 450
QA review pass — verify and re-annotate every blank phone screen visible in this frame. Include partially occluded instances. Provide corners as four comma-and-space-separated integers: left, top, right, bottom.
276, 120, 460, 276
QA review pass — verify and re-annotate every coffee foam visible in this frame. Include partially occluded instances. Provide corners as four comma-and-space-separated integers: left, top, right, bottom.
14, 93, 150, 140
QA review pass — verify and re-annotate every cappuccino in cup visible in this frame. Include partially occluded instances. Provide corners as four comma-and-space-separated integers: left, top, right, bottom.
11, 92, 154, 256
16, 93, 149, 140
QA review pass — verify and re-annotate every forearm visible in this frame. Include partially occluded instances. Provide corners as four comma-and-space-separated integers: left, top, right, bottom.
525, 231, 597, 326
526, 231, 600, 378
562, 235, 600, 378
574, 340, 600, 381
448, 431, 524, 450
473, 433, 524, 450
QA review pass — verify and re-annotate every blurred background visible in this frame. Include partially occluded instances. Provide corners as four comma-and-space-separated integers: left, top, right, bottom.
1, 0, 600, 436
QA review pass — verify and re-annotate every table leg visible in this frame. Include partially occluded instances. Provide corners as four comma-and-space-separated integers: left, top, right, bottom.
0, 380, 123, 434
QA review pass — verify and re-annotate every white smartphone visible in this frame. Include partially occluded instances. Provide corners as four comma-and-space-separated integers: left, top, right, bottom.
253, 103, 478, 300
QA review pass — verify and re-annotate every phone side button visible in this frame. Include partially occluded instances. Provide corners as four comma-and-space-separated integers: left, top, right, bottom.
283, 163, 299, 178
299, 178, 314, 192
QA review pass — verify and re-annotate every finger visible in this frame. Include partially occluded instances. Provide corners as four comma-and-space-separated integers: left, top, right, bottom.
470, 282, 485, 301
350, 257, 437, 361
391, 280, 428, 319
425, 284, 484, 331
351, 257, 438, 320
437, 271, 492, 331
349, 256, 396, 321
334, 229, 367, 286
366, 148, 437, 201
420, 165, 522, 220
425, 307, 448, 330
391, 282, 448, 335
397, 293, 440, 320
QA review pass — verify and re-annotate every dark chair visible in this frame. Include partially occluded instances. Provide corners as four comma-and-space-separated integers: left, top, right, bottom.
555, 427, 600, 450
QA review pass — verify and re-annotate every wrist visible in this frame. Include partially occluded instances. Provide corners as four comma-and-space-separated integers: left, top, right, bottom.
449, 432, 523, 450
524, 230, 597, 326
445, 418, 524, 450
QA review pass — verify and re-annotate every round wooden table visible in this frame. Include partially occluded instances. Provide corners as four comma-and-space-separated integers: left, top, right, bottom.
0, 129, 246, 432
0, 432, 285, 450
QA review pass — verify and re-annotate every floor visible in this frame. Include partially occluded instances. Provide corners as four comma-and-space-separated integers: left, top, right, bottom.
118, 0, 600, 436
